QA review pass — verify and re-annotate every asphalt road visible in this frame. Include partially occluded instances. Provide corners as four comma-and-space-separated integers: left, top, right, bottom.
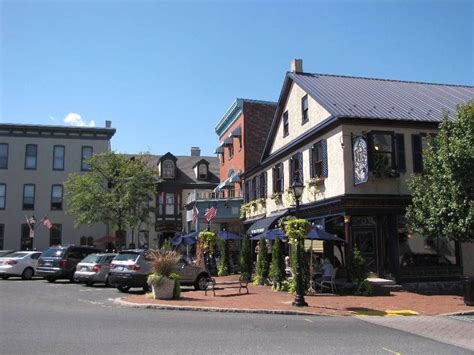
0, 278, 470, 355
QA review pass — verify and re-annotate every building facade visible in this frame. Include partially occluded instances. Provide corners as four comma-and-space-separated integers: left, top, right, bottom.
242, 59, 474, 282
0, 123, 115, 251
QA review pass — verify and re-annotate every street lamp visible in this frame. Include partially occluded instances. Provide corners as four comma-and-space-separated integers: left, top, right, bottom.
291, 178, 308, 307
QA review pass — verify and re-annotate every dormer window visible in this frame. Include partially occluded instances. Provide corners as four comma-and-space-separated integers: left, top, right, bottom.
162, 159, 175, 179
198, 164, 207, 180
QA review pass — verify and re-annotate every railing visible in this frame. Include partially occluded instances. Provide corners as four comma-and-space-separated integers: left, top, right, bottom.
186, 190, 242, 205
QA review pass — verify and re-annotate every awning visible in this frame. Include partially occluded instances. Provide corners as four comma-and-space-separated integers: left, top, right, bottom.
218, 231, 242, 240
223, 136, 233, 146
214, 177, 232, 192
246, 210, 288, 235
214, 146, 224, 154
229, 171, 241, 183
250, 228, 287, 241
231, 126, 241, 137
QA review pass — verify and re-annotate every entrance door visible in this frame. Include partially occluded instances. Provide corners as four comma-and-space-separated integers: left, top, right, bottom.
352, 227, 377, 272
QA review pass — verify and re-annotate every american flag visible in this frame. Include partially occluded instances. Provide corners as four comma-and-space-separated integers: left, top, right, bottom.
40, 216, 53, 230
192, 205, 199, 224
204, 206, 217, 222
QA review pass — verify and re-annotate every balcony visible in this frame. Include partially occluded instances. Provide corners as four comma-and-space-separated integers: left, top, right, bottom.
185, 189, 242, 206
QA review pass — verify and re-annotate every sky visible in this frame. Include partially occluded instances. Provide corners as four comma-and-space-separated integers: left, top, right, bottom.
1, 0, 473, 156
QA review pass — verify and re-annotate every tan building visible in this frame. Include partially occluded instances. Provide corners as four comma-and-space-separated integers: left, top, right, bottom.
242, 59, 474, 282
0, 123, 115, 251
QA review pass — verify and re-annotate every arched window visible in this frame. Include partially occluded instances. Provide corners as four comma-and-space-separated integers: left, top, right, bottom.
162, 160, 175, 178
198, 164, 207, 180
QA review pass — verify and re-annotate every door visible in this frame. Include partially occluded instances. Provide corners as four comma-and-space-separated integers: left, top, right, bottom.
352, 227, 377, 272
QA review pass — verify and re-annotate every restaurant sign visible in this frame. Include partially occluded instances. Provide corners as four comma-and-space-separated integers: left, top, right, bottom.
353, 136, 369, 185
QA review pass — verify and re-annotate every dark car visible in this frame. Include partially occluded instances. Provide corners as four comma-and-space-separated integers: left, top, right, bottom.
36, 245, 102, 282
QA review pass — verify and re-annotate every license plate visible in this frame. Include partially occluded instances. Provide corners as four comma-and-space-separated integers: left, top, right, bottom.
80, 266, 88, 271
44, 262, 52, 266
116, 266, 124, 271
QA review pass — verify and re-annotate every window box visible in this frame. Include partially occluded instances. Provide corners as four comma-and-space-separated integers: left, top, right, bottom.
270, 192, 282, 205
308, 177, 325, 187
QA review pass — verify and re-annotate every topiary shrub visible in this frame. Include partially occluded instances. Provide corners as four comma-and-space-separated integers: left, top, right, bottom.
284, 218, 311, 294
253, 236, 270, 286
269, 236, 286, 291
218, 239, 230, 276
348, 247, 373, 296
239, 235, 252, 280
169, 272, 181, 299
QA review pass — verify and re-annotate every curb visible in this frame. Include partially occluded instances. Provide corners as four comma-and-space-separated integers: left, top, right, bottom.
440, 310, 474, 316
114, 298, 328, 317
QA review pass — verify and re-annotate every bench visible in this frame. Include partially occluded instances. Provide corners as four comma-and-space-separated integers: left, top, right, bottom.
204, 276, 250, 296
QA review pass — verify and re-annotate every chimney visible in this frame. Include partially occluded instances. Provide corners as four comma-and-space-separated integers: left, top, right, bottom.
291, 59, 303, 73
191, 147, 201, 157
105, 120, 112, 128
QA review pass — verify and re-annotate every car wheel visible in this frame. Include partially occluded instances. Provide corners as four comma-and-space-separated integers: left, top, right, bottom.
47, 277, 56, 283
143, 284, 150, 292
105, 277, 110, 287
85, 281, 93, 287
22, 267, 34, 280
195, 275, 208, 290
117, 285, 130, 293
2, 275, 9, 280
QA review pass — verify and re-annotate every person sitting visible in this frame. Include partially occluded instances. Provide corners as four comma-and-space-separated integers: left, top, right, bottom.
315, 258, 334, 283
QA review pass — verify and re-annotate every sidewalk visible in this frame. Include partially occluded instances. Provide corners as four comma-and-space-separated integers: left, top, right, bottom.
120, 275, 473, 316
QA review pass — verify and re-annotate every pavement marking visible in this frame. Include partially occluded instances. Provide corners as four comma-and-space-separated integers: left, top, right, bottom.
351, 309, 418, 317
304, 318, 313, 323
382, 347, 401, 355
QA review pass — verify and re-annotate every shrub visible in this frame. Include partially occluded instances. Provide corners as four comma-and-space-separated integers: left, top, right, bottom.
348, 247, 373, 296
147, 249, 178, 278
269, 236, 286, 290
218, 239, 230, 276
239, 235, 252, 277
253, 236, 269, 285
162, 238, 172, 252
355, 279, 374, 296
147, 273, 166, 286
169, 272, 181, 299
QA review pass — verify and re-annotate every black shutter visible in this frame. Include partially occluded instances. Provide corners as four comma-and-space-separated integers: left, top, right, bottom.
395, 134, 406, 172
310, 145, 314, 178
298, 152, 304, 182
412, 134, 423, 173
321, 140, 328, 177
281, 163, 284, 193
263, 172, 267, 198
367, 132, 374, 171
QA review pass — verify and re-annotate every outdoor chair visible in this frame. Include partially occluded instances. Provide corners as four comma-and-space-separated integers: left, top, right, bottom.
315, 268, 338, 294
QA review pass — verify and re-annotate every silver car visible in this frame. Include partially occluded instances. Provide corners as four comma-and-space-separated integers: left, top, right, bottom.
74, 253, 116, 286
0, 251, 42, 280
176, 257, 210, 290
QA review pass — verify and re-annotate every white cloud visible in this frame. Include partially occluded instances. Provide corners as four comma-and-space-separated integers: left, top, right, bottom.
49, 115, 56, 121
63, 113, 95, 127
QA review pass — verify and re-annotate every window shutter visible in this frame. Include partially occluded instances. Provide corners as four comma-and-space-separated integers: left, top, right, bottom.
289, 156, 294, 184
367, 132, 374, 171
309, 145, 314, 178
272, 166, 276, 193
412, 134, 423, 173
281, 163, 284, 192
395, 134, 406, 172
321, 140, 328, 177
263, 172, 267, 198
298, 152, 304, 182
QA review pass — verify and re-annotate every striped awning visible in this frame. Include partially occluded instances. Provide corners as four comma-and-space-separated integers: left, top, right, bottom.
231, 126, 241, 137
223, 136, 233, 146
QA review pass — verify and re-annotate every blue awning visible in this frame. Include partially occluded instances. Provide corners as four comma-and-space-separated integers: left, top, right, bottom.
218, 231, 242, 240
250, 228, 287, 241
247, 210, 288, 235
229, 171, 241, 183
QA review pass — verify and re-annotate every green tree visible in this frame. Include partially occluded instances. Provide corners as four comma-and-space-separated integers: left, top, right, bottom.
284, 219, 311, 293
253, 236, 270, 285
239, 235, 252, 279
406, 101, 474, 242
269, 236, 286, 290
218, 239, 230, 276
64, 152, 157, 244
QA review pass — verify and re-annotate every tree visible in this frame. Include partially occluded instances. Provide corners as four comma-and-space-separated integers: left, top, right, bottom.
253, 236, 270, 285
269, 236, 286, 290
239, 235, 252, 279
406, 101, 474, 242
218, 239, 230, 276
64, 152, 157, 245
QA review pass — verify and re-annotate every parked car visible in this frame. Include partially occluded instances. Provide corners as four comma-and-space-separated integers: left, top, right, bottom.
109, 250, 210, 293
108, 250, 151, 292
36, 245, 102, 282
74, 253, 116, 286
0, 251, 42, 280
0, 250, 16, 257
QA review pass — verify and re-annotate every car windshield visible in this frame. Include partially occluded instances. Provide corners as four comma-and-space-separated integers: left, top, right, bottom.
114, 252, 139, 262
4, 252, 29, 259
41, 248, 66, 258
81, 255, 101, 263
0, 251, 14, 257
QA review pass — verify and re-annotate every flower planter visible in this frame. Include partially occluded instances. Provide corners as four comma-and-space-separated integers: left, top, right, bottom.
151, 278, 175, 300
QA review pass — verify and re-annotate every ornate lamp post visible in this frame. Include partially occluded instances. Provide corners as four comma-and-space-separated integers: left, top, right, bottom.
291, 179, 308, 307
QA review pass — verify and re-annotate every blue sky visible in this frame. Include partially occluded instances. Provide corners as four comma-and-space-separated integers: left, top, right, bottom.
1, 0, 473, 156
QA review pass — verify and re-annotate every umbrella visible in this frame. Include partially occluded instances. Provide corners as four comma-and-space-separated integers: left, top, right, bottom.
218, 230, 242, 241
305, 225, 345, 270
171, 232, 183, 246
182, 231, 198, 245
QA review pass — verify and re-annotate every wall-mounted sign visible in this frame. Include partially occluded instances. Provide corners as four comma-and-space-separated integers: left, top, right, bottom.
353, 136, 369, 185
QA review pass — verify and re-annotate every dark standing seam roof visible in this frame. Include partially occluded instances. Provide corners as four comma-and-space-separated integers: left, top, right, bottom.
290, 72, 474, 122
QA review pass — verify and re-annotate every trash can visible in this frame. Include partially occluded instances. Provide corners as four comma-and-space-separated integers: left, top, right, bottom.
463, 276, 474, 306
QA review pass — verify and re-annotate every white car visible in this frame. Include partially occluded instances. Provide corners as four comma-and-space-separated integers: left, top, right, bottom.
0, 251, 42, 280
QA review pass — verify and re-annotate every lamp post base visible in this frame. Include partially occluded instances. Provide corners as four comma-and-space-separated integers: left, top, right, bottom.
292, 295, 308, 307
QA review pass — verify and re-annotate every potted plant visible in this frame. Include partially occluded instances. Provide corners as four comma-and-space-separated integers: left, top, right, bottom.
271, 192, 282, 205
147, 249, 179, 300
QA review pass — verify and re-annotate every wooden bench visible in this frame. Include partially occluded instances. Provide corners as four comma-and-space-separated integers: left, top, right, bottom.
204, 276, 250, 296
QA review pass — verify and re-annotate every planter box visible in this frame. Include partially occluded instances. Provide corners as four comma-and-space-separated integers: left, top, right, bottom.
151, 278, 175, 300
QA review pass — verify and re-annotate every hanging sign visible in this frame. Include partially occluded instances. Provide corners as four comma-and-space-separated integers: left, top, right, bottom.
353, 136, 369, 185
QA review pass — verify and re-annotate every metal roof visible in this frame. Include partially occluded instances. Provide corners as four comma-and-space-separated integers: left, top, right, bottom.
290, 72, 474, 122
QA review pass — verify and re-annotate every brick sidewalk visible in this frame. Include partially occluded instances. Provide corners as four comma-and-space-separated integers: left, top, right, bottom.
121, 275, 473, 316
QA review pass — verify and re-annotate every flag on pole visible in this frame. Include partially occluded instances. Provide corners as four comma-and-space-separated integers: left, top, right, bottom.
192, 205, 199, 224
40, 216, 53, 230
204, 206, 217, 222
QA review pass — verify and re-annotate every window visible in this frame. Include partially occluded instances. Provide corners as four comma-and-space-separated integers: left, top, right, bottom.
23, 184, 35, 210
20, 224, 33, 250
80, 236, 87, 245
244, 181, 250, 203
0, 224, 4, 249
53, 145, 65, 170
368, 132, 405, 176
162, 160, 175, 178
251, 176, 258, 201
158, 192, 164, 215
0, 184, 5, 209
50, 224, 62, 246
259, 172, 267, 198
51, 185, 63, 210
0, 144, 8, 169
25, 144, 37, 170
198, 164, 207, 180
81, 146, 93, 171
290, 152, 303, 184
273, 163, 284, 194
311, 140, 328, 178
412, 133, 430, 173
228, 144, 234, 159
165, 193, 175, 215
301, 95, 309, 124
283, 111, 289, 137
